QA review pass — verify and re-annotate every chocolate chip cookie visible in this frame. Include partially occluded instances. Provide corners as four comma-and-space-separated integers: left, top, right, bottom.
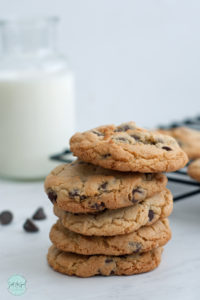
50, 218, 171, 256
70, 122, 188, 173
45, 160, 167, 213
158, 127, 200, 160
54, 189, 173, 236
187, 159, 200, 182
47, 245, 163, 277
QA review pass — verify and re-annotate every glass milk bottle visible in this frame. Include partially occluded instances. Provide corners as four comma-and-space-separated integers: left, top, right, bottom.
0, 17, 75, 180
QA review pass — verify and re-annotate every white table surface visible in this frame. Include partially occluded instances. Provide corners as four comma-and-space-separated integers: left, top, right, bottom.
0, 179, 200, 300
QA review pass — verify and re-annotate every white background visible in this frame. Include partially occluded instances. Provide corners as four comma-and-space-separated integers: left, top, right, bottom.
1, 0, 200, 130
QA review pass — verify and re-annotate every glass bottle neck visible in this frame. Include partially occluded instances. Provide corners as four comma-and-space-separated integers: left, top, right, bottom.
0, 17, 58, 58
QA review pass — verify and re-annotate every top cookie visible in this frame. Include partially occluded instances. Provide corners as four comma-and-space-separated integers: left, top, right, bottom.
70, 122, 188, 173
187, 159, 200, 182
44, 160, 167, 213
158, 127, 200, 160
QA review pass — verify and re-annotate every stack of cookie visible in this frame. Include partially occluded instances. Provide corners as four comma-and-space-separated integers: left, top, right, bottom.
45, 122, 188, 277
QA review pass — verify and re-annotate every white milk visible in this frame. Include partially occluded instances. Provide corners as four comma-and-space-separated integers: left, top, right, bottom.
0, 71, 75, 179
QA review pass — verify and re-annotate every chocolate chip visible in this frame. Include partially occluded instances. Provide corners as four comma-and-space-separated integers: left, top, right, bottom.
110, 270, 115, 275
131, 187, 145, 203
120, 255, 128, 259
69, 189, 87, 201
0, 211, 13, 225
162, 146, 172, 151
148, 209, 154, 221
47, 190, 57, 204
115, 124, 134, 132
145, 173, 153, 181
80, 195, 87, 201
92, 130, 104, 137
23, 219, 39, 232
131, 134, 142, 142
69, 189, 80, 197
98, 182, 108, 190
102, 153, 111, 158
105, 258, 113, 263
32, 207, 46, 220
90, 202, 105, 210
128, 242, 142, 253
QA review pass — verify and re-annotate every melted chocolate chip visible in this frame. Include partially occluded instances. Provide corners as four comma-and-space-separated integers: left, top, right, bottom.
69, 189, 80, 197
90, 202, 105, 211
102, 153, 111, 158
32, 207, 46, 220
92, 130, 104, 137
162, 146, 172, 151
110, 270, 115, 275
105, 258, 113, 263
131, 187, 145, 203
128, 242, 142, 253
69, 189, 87, 201
47, 190, 57, 204
0, 211, 13, 225
115, 124, 133, 132
98, 182, 108, 190
80, 195, 87, 201
120, 255, 128, 259
23, 219, 39, 232
131, 134, 142, 142
145, 173, 153, 181
148, 209, 154, 221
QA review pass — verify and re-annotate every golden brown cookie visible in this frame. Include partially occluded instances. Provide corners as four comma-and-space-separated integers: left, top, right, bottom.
158, 127, 200, 159
47, 245, 163, 277
54, 189, 173, 236
187, 159, 200, 181
44, 160, 167, 213
50, 218, 171, 255
70, 122, 188, 173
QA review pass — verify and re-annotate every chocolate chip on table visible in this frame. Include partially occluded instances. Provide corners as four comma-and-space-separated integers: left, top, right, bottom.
0, 211, 13, 225
23, 219, 39, 232
148, 210, 154, 222
32, 207, 46, 220
47, 190, 57, 204
162, 146, 172, 151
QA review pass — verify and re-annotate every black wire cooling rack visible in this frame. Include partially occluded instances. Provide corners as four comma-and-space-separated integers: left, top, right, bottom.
50, 116, 200, 202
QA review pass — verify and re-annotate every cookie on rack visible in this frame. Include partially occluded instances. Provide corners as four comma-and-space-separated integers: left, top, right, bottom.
187, 159, 200, 182
54, 189, 173, 236
70, 122, 188, 173
158, 126, 200, 159
47, 245, 163, 277
50, 218, 171, 256
45, 160, 167, 213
